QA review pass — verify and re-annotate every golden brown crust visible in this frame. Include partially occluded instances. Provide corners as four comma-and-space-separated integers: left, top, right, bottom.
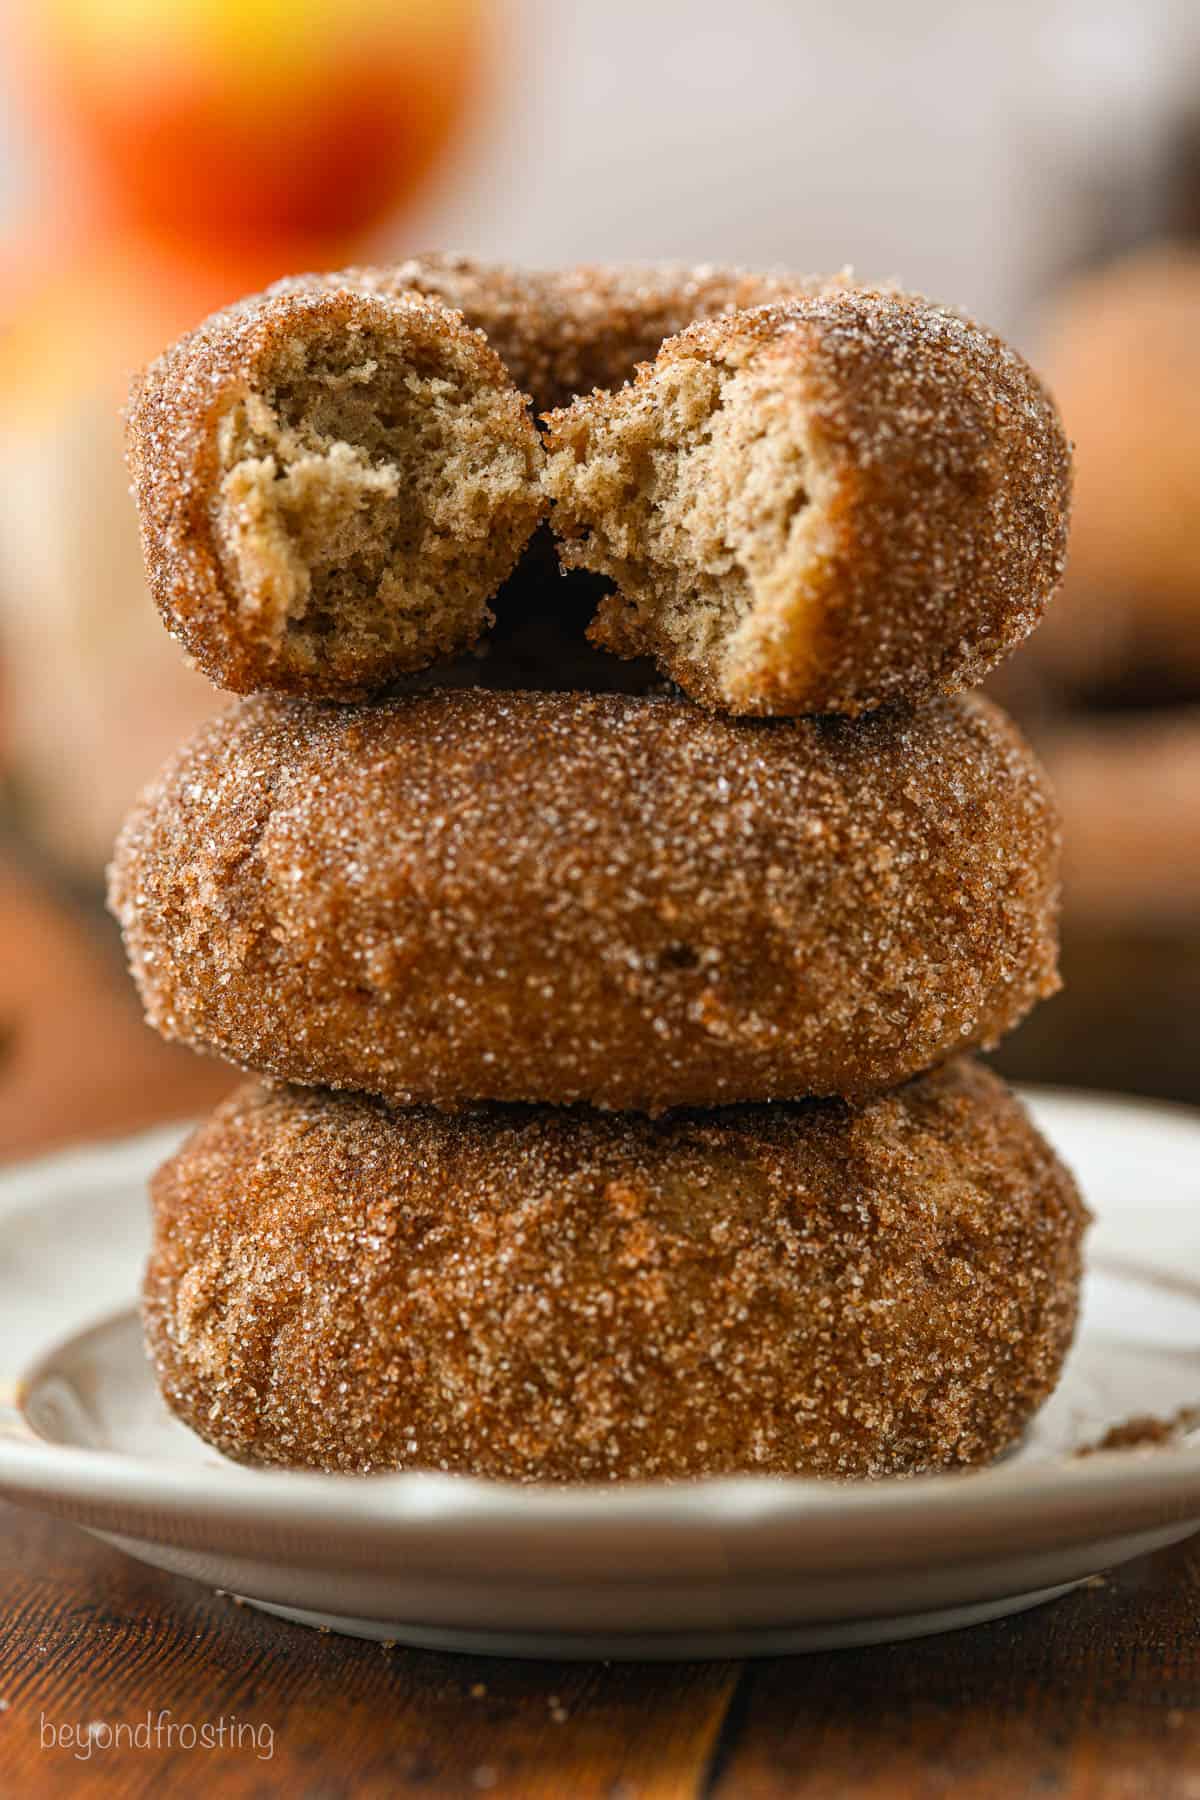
543, 287, 1073, 717
288, 255, 828, 413
109, 688, 1061, 1113
143, 1060, 1088, 1481
126, 282, 544, 700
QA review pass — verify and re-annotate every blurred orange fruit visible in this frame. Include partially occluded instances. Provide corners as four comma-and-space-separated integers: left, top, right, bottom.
15, 0, 482, 259
0, 234, 285, 417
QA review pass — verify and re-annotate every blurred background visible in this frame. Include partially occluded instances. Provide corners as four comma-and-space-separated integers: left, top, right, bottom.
1, 0, 1198, 1161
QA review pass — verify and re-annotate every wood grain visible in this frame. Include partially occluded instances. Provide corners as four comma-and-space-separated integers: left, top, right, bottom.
708, 1533, 1200, 1799
0, 1503, 738, 1798
1, 1502, 1197, 1797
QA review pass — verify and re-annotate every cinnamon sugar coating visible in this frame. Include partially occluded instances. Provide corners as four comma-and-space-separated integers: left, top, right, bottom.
543, 288, 1073, 716
126, 283, 544, 699
286, 254, 828, 413
144, 1061, 1088, 1481
109, 688, 1061, 1113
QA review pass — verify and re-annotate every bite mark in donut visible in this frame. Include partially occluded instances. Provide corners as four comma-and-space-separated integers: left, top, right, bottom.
543, 288, 1073, 717
127, 284, 545, 699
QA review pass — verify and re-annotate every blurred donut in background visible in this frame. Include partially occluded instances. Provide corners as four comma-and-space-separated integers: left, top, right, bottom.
1041, 711, 1200, 926
990, 244, 1200, 1104
1023, 246, 1200, 702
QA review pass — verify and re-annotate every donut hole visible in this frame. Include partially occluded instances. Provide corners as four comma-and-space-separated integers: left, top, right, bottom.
543, 344, 822, 710
212, 296, 544, 689
444, 523, 663, 696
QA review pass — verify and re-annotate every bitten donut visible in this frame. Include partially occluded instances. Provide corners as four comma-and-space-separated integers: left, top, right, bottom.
144, 1061, 1088, 1481
110, 688, 1061, 1113
543, 287, 1073, 717
289, 255, 828, 413
126, 283, 544, 699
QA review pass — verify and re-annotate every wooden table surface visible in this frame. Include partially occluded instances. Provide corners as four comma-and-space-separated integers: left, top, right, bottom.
0, 1501, 1196, 1798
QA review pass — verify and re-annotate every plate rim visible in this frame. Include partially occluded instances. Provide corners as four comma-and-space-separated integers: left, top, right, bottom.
2, 1085, 1200, 1563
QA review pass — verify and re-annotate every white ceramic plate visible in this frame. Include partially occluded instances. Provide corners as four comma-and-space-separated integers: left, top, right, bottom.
2, 1088, 1199, 1660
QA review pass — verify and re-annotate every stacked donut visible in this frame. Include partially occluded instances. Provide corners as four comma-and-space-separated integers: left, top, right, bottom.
110, 259, 1088, 1483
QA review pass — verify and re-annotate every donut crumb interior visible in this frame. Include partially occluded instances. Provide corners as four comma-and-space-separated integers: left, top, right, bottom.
545, 349, 820, 703
213, 310, 542, 681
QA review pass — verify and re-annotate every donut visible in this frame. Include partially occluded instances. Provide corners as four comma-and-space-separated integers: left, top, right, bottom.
1026, 708, 1200, 926
993, 915, 1200, 1102
126, 282, 544, 700
109, 687, 1061, 1113
1021, 246, 1200, 700
287, 254, 828, 414
144, 1060, 1088, 1481
542, 287, 1072, 717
